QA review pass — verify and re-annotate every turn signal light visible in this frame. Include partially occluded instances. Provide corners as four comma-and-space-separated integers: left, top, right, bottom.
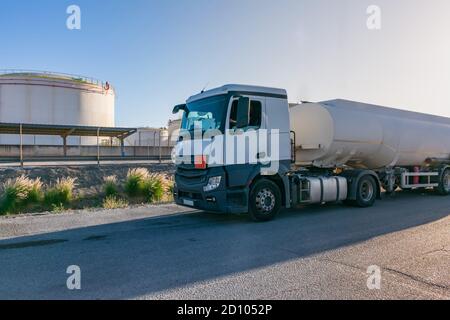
195, 155, 207, 169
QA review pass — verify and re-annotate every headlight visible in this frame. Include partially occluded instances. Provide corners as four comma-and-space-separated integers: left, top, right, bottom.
203, 176, 222, 192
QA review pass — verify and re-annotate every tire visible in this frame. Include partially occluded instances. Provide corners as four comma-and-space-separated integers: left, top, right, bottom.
437, 168, 450, 196
355, 175, 377, 207
249, 179, 281, 222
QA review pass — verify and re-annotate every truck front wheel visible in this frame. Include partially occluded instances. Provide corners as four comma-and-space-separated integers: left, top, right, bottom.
249, 179, 281, 222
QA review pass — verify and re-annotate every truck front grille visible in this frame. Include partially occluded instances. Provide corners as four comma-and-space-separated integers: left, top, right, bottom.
176, 167, 208, 185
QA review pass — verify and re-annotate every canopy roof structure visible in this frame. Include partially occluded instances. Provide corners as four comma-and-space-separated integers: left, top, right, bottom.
0, 122, 136, 139
0, 122, 138, 166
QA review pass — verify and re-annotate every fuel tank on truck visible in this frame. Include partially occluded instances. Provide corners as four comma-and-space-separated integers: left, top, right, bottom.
290, 99, 450, 169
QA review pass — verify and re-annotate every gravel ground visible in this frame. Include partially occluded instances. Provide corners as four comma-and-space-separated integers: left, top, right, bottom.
0, 203, 194, 240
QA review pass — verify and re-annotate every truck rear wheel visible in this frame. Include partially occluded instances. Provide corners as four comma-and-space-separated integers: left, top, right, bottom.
249, 179, 281, 222
437, 168, 450, 195
355, 175, 377, 207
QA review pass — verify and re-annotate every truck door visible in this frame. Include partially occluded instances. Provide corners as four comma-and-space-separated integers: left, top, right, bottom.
225, 96, 266, 166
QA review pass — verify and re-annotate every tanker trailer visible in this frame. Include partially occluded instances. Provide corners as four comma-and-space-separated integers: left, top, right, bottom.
290, 99, 450, 169
173, 84, 450, 221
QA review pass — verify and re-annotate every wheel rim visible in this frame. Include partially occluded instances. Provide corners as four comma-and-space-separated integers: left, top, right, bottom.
443, 170, 450, 192
360, 180, 374, 202
255, 188, 276, 213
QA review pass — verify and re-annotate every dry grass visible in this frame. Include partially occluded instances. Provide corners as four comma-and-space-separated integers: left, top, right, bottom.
103, 175, 119, 197
102, 196, 129, 209
124, 168, 150, 197
0, 175, 44, 214
148, 173, 174, 203
124, 168, 174, 203
0, 168, 175, 215
44, 177, 77, 208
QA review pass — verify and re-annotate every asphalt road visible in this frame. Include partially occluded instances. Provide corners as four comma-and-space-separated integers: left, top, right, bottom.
0, 191, 449, 300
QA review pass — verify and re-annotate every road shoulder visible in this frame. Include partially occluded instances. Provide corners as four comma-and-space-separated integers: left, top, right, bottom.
0, 204, 196, 240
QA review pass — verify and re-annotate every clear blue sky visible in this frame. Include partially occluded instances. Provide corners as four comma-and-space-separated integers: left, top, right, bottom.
2, 0, 450, 127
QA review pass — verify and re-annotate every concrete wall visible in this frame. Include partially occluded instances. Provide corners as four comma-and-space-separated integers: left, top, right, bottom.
0, 145, 173, 158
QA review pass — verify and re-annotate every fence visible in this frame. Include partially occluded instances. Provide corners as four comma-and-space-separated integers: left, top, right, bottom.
0, 145, 173, 165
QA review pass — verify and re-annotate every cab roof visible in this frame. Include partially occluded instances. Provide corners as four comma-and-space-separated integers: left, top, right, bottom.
187, 84, 287, 103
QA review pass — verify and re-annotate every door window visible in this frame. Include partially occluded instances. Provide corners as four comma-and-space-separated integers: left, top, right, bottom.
229, 100, 262, 130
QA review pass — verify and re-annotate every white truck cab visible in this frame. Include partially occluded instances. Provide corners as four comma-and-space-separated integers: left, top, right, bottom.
173, 85, 293, 220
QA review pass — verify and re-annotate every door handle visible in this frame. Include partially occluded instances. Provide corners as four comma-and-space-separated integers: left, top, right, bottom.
257, 152, 266, 159
230, 130, 244, 136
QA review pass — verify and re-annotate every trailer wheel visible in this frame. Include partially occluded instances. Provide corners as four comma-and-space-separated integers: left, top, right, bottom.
437, 168, 450, 195
355, 175, 377, 207
249, 179, 281, 222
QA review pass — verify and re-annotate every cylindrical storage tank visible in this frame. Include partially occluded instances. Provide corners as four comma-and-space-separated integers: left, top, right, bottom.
290, 99, 450, 169
0, 71, 115, 145
126, 128, 169, 147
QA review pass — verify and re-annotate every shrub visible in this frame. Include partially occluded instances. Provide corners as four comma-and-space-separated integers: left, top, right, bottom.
124, 168, 149, 197
123, 169, 174, 203
51, 203, 66, 213
28, 178, 44, 203
0, 175, 43, 214
141, 173, 175, 203
140, 174, 164, 203
102, 196, 128, 209
103, 175, 119, 197
164, 177, 175, 202
165, 176, 174, 194
44, 177, 77, 208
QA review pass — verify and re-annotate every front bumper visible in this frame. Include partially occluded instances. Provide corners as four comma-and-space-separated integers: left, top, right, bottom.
174, 167, 248, 214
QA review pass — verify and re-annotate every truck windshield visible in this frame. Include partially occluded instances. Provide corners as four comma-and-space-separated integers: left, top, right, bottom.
181, 95, 229, 133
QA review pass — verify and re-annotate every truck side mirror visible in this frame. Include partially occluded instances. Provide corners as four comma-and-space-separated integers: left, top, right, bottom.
236, 97, 250, 129
173, 104, 188, 115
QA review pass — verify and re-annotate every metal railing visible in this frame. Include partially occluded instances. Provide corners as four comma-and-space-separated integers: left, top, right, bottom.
0, 155, 173, 165
0, 69, 111, 90
0, 145, 173, 166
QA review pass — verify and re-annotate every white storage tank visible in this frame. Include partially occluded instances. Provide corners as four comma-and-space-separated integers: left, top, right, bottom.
290, 99, 450, 169
0, 71, 115, 145
126, 127, 169, 147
